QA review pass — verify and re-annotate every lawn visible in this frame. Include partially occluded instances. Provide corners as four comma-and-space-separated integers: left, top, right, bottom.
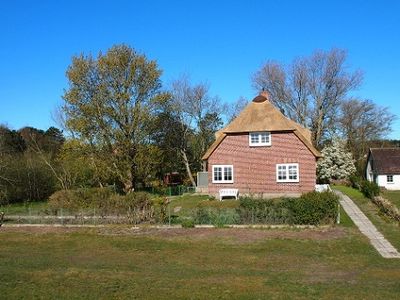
333, 185, 400, 250
1, 222, 400, 299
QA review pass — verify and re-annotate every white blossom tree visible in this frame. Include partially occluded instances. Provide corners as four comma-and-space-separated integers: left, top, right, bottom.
317, 138, 356, 183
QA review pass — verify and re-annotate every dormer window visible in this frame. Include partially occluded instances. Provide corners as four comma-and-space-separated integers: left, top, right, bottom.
249, 132, 271, 146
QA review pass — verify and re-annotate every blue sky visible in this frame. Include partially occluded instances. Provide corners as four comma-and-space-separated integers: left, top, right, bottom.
1, 0, 399, 138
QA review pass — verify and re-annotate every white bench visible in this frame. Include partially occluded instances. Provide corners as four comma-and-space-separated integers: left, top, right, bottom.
315, 184, 331, 192
219, 188, 239, 201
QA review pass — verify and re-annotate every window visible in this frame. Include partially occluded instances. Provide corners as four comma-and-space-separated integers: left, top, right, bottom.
387, 175, 394, 183
249, 132, 271, 146
212, 165, 233, 183
276, 163, 299, 183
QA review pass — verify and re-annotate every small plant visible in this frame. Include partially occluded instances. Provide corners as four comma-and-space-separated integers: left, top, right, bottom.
180, 217, 195, 228
360, 180, 380, 199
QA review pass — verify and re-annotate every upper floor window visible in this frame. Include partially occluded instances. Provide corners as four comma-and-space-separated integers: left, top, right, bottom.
212, 165, 234, 183
387, 175, 394, 183
249, 131, 271, 146
276, 163, 299, 183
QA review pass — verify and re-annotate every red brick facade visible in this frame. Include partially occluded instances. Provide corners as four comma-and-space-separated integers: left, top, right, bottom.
207, 132, 317, 197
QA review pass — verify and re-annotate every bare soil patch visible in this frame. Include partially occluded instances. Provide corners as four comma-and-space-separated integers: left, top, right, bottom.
100, 226, 348, 243
1, 225, 348, 244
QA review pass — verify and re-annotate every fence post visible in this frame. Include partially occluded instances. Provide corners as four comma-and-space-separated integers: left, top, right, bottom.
61, 208, 63, 225
337, 203, 341, 224
168, 204, 171, 226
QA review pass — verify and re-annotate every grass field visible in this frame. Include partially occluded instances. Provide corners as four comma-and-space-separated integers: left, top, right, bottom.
1, 226, 400, 298
2, 190, 400, 299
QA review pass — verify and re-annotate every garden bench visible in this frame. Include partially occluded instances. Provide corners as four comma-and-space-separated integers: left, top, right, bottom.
219, 188, 239, 201
315, 184, 331, 192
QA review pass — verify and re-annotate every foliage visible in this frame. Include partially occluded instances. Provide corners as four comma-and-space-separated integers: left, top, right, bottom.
180, 217, 195, 228
48, 188, 156, 224
372, 196, 400, 223
62, 44, 169, 192
317, 138, 356, 183
360, 180, 380, 199
287, 191, 339, 225
237, 192, 339, 225
194, 207, 239, 226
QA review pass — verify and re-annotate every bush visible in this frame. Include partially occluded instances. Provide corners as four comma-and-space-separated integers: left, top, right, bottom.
192, 207, 239, 227
48, 188, 155, 224
237, 197, 293, 225
237, 192, 339, 225
181, 217, 195, 228
373, 196, 400, 222
286, 191, 339, 225
360, 180, 380, 199
349, 175, 363, 190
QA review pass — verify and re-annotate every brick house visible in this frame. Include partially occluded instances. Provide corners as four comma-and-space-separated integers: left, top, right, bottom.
202, 92, 322, 198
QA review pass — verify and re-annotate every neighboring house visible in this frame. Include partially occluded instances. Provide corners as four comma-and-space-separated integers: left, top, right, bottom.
201, 92, 322, 198
366, 148, 400, 190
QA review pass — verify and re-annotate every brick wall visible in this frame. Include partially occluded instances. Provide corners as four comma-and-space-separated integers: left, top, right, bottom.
207, 132, 317, 196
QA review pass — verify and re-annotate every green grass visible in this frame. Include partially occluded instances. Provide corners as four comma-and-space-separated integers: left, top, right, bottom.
0, 200, 48, 215
333, 185, 400, 249
1, 225, 400, 299
383, 190, 400, 209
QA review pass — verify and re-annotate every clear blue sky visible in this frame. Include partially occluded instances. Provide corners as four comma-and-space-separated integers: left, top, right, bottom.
1, 0, 399, 138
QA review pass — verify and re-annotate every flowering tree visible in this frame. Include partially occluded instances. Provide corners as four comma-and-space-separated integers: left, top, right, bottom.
317, 139, 356, 183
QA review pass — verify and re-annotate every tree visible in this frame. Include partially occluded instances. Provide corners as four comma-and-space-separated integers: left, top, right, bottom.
62, 44, 169, 192
339, 98, 396, 172
253, 48, 363, 148
169, 76, 223, 186
225, 96, 249, 122
317, 138, 356, 183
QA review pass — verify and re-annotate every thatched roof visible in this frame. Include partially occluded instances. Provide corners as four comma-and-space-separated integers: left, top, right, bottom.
202, 92, 321, 159
368, 148, 400, 174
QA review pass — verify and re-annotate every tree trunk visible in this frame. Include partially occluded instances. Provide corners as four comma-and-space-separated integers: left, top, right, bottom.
180, 149, 196, 187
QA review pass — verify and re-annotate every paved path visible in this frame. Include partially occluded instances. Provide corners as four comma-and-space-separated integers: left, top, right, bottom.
335, 190, 400, 259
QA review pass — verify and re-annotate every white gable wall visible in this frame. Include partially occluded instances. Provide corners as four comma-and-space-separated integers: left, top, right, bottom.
376, 175, 400, 190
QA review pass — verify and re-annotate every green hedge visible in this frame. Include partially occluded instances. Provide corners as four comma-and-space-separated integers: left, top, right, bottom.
237, 191, 339, 225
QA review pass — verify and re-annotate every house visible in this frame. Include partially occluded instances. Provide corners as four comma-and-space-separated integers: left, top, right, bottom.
201, 91, 322, 198
366, 148, 400, 190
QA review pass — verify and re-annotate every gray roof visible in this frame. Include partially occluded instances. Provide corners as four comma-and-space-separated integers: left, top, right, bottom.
369, 148, 400, 174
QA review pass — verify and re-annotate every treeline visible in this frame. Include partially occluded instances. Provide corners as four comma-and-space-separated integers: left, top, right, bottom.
1, 45, 397, 204
0, 126, 64, 203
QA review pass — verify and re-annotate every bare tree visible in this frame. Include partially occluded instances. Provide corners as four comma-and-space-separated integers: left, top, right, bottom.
253, 48, 363, 148
170, 75, 222, 187
339, 98, 396, 170
225, 96, 249, 122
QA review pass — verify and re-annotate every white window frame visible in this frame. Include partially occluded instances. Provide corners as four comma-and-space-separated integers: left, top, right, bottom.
212, 165, 234, 183
276, 163, 299, 183
387, 175, 394, 183
249, 131, 271, 147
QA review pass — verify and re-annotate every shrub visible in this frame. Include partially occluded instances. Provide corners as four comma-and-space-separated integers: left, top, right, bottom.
193, 207, 239, 226
372, 196, 400, 223
181, 217, 195, 228
349, 175, 363, 190
286, 191, 339, 225
48, 188, 155, 224
237, 192, 339, 225
237, 197, 293, 224
360, 180, 380, 199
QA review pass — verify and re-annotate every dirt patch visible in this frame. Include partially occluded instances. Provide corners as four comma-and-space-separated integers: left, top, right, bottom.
1, 225, 348, 243
99, 226, 348, 243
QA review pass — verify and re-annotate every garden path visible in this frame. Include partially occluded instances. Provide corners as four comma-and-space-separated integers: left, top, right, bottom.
335, 190, 400, 258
